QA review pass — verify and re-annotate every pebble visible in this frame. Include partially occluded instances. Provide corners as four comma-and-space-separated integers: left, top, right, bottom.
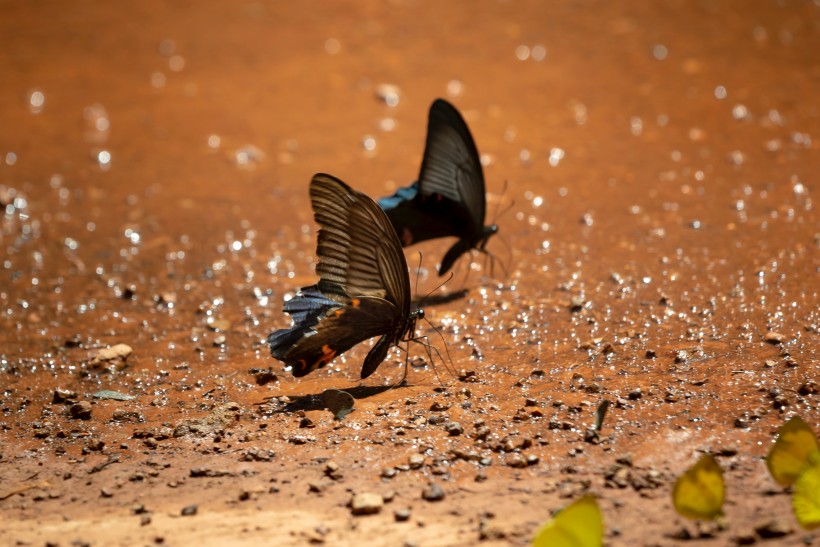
421, 483, 445, 502
206, 318, 231, 331
394, 508, 411, 522
350, 492, 383, 515
180, 504, 198, 516
763, 332, 785, 344
443, 421, 463, 436
754, 519, 792, 538
53, 388, 78, 403
90, 343, 133, 366
408, 454, 425, 469
69, 401, 93, 420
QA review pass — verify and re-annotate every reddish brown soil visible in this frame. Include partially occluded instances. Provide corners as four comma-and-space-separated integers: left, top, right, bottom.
1, 1, 818, 545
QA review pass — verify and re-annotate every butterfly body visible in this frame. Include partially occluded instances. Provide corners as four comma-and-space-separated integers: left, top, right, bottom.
268, 174, 422, 379
379, 99, 499, 275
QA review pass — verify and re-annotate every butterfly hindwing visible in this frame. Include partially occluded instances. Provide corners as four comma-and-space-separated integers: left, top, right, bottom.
379, 99, 497, 275
276, 295, 400, 377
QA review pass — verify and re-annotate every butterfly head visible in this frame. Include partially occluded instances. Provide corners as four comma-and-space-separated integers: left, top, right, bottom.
479, 223, 499, 251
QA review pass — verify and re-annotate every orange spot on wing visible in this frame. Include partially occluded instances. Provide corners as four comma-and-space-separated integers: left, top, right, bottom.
314, 345, 337, 368
401, 228, 414, 246
351, 298, 360, 308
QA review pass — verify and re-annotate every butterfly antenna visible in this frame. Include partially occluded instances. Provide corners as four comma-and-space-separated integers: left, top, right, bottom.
418, 271, 455, 308
489, 179, 515, 225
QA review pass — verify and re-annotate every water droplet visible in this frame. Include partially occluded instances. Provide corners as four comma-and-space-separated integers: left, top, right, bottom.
5, 152, 17, 166
208, 135, 221, 149
652, 44, 668, 60
531, 45, 547, 61
151, 72, 166, 88
714, 85, 727, 99
548, 148, 565, 167
630, 116, 643, 136
97, 150, 112, 170
325, 38, 341, 55
169, 55, 185, 72
515, 45, 530, 61
375, 84, 400, 107
362, 135, 377, 152
28, 89, 45, 113
732, 104, 749, 120
446, 79, 463, 97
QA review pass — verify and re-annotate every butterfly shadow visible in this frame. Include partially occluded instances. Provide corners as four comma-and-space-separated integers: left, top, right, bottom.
259, 383, 407, 415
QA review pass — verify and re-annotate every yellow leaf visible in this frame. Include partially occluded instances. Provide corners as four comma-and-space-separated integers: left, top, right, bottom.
793, 458, 820, 530
672, 454, 725, 520
532, 495, 603, 547
766, 416, 820, 487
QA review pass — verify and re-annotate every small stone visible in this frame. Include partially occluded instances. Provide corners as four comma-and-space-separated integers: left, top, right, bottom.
100, 487, 114, 498
90, 343, 133, 366
478, 520, 507, 540
754, 519, 792, 538
443, 421, 463, 436
350, 492, 383, 515
207, 318, 231, 331
180, 505, 198, 516
53, 388, 79, 404
69, 401, 93, 420
408, 454, 425, 469
421, 483, 445, 502
213, 334, 226, 346
140, 514, 152, 526
381, 467, 397, 479
250, 368, 278, 386
324, 461, 342, 480
763, 332, 785, 344
394, 508, 411, 522
505, 454, 528, 468
731, 529, 757, 545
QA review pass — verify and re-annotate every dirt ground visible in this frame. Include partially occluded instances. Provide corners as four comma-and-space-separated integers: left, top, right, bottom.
1, 1, 818, 545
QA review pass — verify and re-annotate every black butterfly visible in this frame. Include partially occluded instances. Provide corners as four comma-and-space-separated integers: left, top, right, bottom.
379, 98, 498, 276
267, 173, 424, 379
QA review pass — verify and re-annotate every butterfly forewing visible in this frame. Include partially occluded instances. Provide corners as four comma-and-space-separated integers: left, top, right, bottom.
418, 99, 486, 234
311, 173, 409, 314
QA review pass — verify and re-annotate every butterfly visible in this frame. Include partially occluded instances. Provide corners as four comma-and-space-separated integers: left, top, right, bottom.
267, 173, 423, 379
672, 454, 725, 521
766, 415, 820, 487
379, 98, 499, 276
532, 495, 604, 547
792, 457, 820, 530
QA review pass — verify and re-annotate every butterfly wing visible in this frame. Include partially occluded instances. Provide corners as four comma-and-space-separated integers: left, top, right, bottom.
417, 98, 486, 239
672, 455, 725, 520
270, 293, 400, 377
310, 173, 410, 316
793, 457, 820, 530
767, 416, 820, 487
532, 495, 604, 547
379, 182, 463, 246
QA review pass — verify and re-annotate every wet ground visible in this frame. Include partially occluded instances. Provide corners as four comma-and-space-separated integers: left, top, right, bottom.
1, 1, 819, 545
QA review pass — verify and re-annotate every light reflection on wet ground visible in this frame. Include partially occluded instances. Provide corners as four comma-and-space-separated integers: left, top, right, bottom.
1, 1, 818, 544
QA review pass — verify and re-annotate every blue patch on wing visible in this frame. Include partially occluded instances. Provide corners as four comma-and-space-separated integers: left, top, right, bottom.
378, 182, 419, 210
